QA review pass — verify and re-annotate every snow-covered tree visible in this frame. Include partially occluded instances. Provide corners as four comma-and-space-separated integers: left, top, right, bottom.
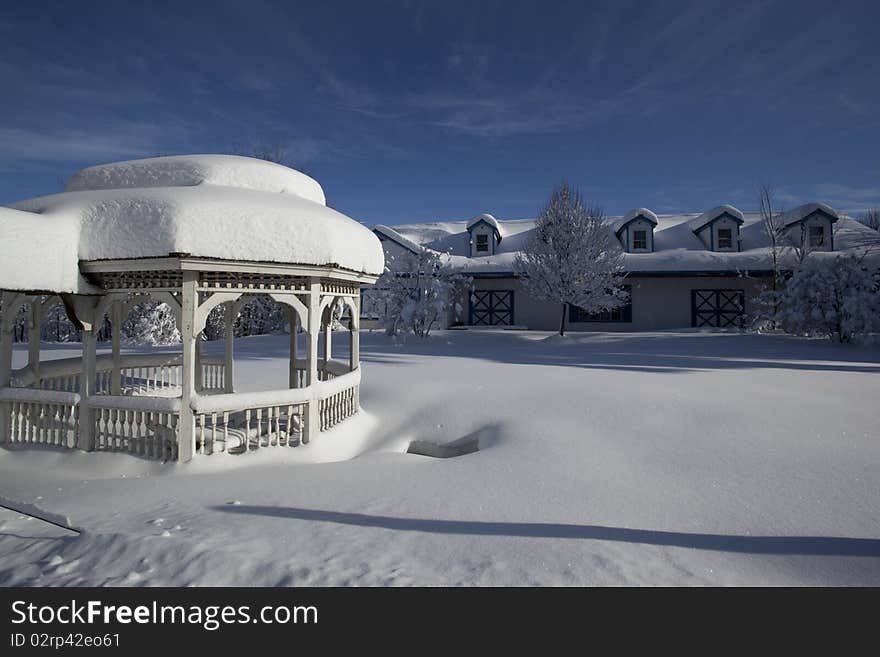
123, 301, 180, 346
233, 295, 285, 337
375, 248, 471, 338
41, 303, 80, 342
776, 254, 880, 343
514, 183, 627, 336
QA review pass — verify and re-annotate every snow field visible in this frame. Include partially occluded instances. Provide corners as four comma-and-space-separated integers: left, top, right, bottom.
0, 330, 878, 586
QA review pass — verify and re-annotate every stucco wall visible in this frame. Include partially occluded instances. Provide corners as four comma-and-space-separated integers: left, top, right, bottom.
458, 275, 768, 331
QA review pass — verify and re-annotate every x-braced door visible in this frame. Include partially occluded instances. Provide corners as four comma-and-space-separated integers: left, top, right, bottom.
691, 289, 745, 327
470, 290, 514, 326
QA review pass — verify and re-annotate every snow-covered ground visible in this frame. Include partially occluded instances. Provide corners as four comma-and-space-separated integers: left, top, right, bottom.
1, 329, 878, 586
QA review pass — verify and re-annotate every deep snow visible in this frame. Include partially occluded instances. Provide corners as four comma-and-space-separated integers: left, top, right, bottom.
0, 330, 878, 586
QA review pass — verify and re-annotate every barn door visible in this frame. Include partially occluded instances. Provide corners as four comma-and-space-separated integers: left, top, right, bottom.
470, 290, 514, 326
691, 289, 745, 327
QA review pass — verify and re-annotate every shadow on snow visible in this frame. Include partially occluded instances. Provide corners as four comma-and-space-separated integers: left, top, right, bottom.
212, 506, 880, 557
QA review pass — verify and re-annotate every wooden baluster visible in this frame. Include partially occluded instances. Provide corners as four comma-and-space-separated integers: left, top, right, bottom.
61, 405, 70, 448
28, 403, 36, 442
245, 409, 252, 450
170, 413, 178, 462
141, 411, 149, 457
148, 412, 156, 459
156, 412, 165, 460
49, 404, 56, 446
110, 408, 118, 449
159, 412, 166, 460
133, 411, 141, 456
222, 411, 229, 453
210, 412, 218, 455
199, 413, 206, 455
14, 402, 22, 442
33, 404, 40, 444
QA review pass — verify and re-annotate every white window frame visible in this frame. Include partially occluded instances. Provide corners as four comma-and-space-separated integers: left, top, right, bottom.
475, 233, 490, 253
632, 229, 647, 250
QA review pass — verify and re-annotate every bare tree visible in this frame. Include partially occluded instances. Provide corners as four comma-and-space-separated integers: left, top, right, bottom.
858, 207, 880, 231
758, 184, 786, 288
514, 183, 627, 336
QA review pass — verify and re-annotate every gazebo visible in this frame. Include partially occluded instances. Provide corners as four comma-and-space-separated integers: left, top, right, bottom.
0, 155, 383, 462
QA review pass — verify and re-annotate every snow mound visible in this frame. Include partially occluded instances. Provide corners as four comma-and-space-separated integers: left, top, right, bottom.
65, 155, 326, 206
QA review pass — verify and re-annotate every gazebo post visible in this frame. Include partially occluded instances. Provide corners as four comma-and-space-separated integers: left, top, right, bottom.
194, 336, 203, 393
78, 327, 98, 451
27, 299, 41, 382
323, 313, 332, 364
178, 271, 198, 462
110, 301, 122, 395
286, 307, 298, 388
223, 301, 235, 394
349, 295, 360, 372
304, 277, 321, 443
0, 292, 15, 443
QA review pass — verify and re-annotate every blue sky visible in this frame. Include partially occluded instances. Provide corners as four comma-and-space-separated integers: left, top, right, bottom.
1, 0, 878, 225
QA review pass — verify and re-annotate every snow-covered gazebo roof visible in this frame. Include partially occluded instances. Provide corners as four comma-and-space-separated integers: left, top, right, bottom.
1, 155, 384, 294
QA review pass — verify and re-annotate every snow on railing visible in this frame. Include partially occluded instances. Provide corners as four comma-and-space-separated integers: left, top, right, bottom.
191, 368, 361, 454
86, 395, 182, 460
0, 387, 80, 449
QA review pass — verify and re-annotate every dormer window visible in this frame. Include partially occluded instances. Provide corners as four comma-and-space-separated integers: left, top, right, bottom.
614, 208, 658, 253
778, 203, 839, 252
688, 205, 744, 252
466, 213, 502, 257
632, 230, 647, 250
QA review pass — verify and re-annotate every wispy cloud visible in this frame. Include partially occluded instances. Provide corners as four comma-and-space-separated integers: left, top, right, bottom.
407, 90, 619, 138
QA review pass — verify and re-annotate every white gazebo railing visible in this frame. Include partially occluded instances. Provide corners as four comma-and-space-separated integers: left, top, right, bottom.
12, 352, 227, 396
1, 268, 370, 462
